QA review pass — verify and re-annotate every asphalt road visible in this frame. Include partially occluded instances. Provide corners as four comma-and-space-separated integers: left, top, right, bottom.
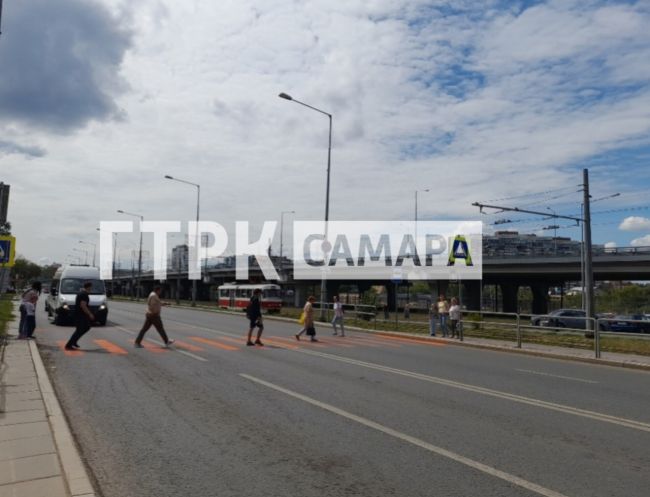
35, 299, 650, 497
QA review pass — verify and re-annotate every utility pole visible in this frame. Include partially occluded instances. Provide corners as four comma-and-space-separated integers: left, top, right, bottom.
582, 169, 594, 333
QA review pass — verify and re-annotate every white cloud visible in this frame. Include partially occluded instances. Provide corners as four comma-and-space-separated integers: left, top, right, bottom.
631, 234, 650, 247
2, 0, 650, 263
619, 216, 650, 231
604, 241, 617, 248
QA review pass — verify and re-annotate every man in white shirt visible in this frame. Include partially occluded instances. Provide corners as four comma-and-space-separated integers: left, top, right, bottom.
134, 286, 174, 348
331, 295, 345, 337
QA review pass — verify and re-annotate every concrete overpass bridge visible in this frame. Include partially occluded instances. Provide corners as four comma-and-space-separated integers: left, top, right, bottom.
109, 246, 650, 315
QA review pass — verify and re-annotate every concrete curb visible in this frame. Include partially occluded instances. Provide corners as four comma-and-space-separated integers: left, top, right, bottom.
29, 340, 97, 497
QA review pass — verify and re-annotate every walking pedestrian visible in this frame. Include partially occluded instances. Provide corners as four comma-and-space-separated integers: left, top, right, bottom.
296, 296, 318, 342
449, 298, 461, 339
428, 300, 439, 336
64, 282, 95, 350
134, 285, 174, 348
437, 295, 450, 337
246, 288, 264, 346
18, 281, 41, 338
331, 295, 345, 336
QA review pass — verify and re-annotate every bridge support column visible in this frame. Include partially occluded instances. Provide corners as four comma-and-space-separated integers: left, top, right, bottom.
462, 280, 481, 312
531, 283, 549, 315
500, 283, 519, 313
293, 282, 309, 307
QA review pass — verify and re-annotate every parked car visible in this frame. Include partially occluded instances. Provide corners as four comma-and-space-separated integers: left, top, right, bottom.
530, 309, 608, 330
602, 315, 650, 334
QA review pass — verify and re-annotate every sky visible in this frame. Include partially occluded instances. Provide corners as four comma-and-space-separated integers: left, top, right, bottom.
1, 0, 650, 267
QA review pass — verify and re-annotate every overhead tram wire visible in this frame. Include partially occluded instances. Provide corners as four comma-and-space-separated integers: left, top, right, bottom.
480, 185, 582, 204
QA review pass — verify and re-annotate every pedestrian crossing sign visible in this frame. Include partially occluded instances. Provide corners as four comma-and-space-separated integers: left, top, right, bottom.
0, 236, 16, 266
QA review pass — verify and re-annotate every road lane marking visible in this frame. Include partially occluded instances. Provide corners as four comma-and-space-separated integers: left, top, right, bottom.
94, 339, 128, 355
290, 348, 650, 433
515, 369, 599, 384
112, 325, 208, 362
240, 374, 570, 497
109, 315, 650, 431
139, 341, 168, 353
190, 337, 239, 351
57, 341, 84, 356
370, 334, 446, 347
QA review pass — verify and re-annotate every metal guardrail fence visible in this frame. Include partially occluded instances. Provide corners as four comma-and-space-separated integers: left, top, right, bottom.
309, 303, 650, 358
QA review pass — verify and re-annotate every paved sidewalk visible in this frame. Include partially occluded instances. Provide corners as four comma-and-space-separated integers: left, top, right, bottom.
0, 313, 96, 497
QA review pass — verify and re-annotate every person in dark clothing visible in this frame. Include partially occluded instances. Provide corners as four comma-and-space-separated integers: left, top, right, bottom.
246, 288, 264, 346
64, 282, 94, 350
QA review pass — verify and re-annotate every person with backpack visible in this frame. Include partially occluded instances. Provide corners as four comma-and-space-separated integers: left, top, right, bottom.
246, 288, 264, 346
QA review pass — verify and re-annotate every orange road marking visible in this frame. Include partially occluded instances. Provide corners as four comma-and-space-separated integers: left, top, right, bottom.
94, 339, 129, 355
139, 340, 169, 353
57, 340, 84, 356
269, 335, 328, 348
371, 334, 446, 347
190, 336, 239, 351
173, 340, 204, 352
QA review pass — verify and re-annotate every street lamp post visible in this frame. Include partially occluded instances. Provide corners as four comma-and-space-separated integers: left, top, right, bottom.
79, 240, 97, 266
72, 247, 88, 265
117, 209, 144, 300
279, 92, 332, 319
280, 210, 295, 278
165, 175, 200, 307
414, 188, 430, 243
96, 228, 117, 295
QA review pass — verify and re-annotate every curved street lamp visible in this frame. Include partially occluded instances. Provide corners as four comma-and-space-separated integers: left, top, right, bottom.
279, 92, 332, 319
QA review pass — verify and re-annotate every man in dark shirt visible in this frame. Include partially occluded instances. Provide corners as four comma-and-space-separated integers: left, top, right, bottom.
246, 288, 264, 346
64, 282, 95, 350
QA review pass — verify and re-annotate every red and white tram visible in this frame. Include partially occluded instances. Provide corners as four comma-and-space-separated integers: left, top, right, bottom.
217, 283, 283, 313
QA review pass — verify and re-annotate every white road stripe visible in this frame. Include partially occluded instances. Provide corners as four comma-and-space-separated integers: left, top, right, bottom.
112, 325, 208, 362
515, 369, 598, 384
290, 348, 650, 433
240, 373, 570, 497
112, 313, 650, 432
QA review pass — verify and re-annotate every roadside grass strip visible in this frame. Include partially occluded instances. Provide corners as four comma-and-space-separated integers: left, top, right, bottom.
241, 374, 571, 497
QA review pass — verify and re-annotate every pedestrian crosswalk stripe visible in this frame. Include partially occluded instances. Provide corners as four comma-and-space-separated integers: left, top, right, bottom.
94, 339, 128, 355
57, 341, 84, 356
189, 336, 239, 351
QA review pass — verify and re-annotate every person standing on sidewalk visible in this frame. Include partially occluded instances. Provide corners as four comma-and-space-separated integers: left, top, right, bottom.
296, 296, 318, 342
331, 295, 345, 336
428, 300, 439, 336
18, 281, 41, 338
19, 293, 38, 340
437, 295, 450, 337
449, 297, 461, 339
64, 282, 94, 350
246, 288, 264, 346
134, 285, 174, 348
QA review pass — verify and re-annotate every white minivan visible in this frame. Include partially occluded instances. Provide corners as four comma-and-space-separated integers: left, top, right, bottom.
45, 266, 108, 325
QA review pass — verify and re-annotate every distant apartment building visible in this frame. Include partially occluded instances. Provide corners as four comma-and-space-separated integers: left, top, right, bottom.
483, 231, 600, 258
170, 244, 188, 272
